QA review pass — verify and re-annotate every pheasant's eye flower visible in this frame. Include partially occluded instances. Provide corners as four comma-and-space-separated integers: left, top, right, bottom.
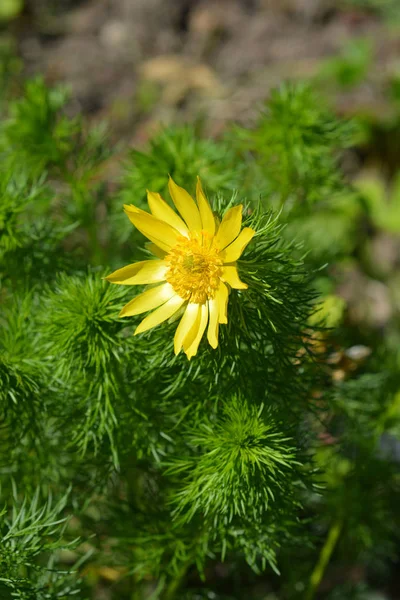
106, 177, 255, 359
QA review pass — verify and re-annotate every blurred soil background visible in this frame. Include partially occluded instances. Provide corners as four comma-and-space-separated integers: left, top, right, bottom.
3, 0, 400, 138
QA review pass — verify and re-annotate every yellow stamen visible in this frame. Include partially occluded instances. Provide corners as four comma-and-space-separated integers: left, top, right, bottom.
165, 232, 223, 304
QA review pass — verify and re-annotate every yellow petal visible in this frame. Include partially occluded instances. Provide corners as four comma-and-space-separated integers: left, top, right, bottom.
106, 262, 142, 285
146, 242, 167, 259
174, 303, 200, 355
221, 227, 255, 262
119, 283, 175, 317
216, 281, 229, 324
123, 203, 147, 217
125, 210, 181, 252
134, 294, 185, 335
184, 303, 208, 360
220, 265, 248, 290
214, 205, 243, 250
168, 176, 202, 232
147, 190, 189, 237
122, 206, 167, 256
106, 260, 167, 285
207, 298, 219, 349
123, 203, 141, 213
196, 177, 215, 236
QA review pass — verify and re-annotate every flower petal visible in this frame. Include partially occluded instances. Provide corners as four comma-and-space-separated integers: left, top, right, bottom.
106, 262, 142, 285
146, 242, 167, 259
123, 203, 141, 213
168, 176, 202, 232
125, 209, 182, 252
196, 177, 215, 236
207, 298, 219, 349
221, 227, 255, 262
134, 294, 185, 335
119, 283, 176, 317
147, 190, 189, 237
106, 260, 167, 285
184, 303, 208, 360
174, 302, 200, 355
220, 265, 248, 289
214, 205, 243, 250
216, 281, 229, 324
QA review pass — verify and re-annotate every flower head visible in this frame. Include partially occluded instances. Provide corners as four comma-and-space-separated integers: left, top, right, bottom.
106, 177, 255, 359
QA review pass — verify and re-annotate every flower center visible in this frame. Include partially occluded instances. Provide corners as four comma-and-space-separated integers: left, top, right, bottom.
165, 233, 223, 304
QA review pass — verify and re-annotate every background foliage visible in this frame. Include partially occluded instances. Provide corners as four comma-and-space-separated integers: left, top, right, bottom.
1, 2, 400, 599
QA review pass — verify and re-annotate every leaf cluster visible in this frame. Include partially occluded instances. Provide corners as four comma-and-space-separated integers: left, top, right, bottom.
232, 83, 356, 209
0, 486, 84, 600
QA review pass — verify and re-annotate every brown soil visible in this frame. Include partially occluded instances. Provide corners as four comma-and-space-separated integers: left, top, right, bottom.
12, 0, 400, 142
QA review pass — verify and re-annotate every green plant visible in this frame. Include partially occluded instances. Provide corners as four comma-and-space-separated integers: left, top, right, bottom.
1, 73, 400, 600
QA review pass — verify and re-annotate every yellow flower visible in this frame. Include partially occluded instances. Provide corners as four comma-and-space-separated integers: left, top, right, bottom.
107, 177, 255, 359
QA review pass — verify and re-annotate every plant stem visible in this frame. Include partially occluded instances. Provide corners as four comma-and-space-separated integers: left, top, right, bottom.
163, 563, 190, 600
305, 518, 343, 600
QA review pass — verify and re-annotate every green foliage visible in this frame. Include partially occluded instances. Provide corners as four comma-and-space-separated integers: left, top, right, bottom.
230, 84, 364, 266
40, 273, 131, 461
0, 0, 23, 21
318, 38, 373, 89
284, 192, 364, 266
1, 78, 77, 178
355, 171, 400, 233
309, 294, 347, 329
1, 70, 400, 600
0, 174, 45, 255
121, 125, 241, 202
115, 126, 242, 244
310, 370, 400, 599
0, 294, 44, 427
231, 83, 356, 209
0, 172, 73, 289
43, 273, 127, 376
0, 486, 83, 600
168, 398, 298, 525
0, 37, 21, 108
164, 398, 306, 575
